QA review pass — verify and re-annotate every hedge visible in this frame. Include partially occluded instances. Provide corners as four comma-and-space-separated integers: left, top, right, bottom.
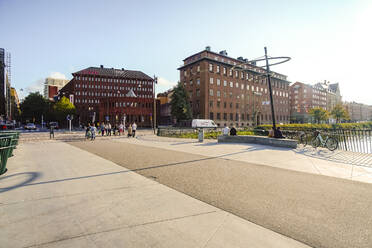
256, 122, 372, 131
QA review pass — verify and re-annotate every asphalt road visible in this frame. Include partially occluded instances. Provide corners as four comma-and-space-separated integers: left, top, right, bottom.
69, 139, 372, 248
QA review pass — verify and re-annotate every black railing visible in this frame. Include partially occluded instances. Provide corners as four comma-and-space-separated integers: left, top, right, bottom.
279, 127, 372, 154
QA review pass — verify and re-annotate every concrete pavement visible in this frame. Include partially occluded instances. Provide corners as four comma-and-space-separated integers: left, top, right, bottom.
71, 138, 372, 248
0, 141, 310, 248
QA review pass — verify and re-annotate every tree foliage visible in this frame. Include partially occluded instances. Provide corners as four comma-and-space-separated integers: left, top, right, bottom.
308, 107, 329, 124
170, 82, 192, 123
331, 104, 349, 123
53, 96, 76, 123
20, 92, 50, 123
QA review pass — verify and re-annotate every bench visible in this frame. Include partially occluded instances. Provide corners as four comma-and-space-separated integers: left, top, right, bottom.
217, 135, 297, 149
0, 136, 16, 175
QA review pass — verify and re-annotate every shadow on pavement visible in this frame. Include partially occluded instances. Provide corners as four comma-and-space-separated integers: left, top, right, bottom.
294, 146, 372, 168
0, 172, 42, 193
7, 148, 273, 189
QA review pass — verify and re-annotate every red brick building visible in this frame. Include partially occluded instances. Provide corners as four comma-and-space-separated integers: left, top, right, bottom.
178, 47, 290, 127
60, 66, 155, 127
289, 82, 327, 123
47, 85, 58, 100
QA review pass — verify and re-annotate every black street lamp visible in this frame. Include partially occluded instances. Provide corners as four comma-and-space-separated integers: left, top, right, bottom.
230, 47, 290, 130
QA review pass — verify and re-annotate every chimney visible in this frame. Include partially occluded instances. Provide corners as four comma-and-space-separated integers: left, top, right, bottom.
219, 50, 228, 56
100, 65, 104, 68
205, 46, 211, 51
121, 68, 124, 71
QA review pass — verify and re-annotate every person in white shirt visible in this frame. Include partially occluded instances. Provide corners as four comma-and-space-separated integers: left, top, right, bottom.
222, 126, 230, 136
132, 122, 137, 137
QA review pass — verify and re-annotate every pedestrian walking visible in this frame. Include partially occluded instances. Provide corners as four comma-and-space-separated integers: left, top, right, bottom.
101, 123, 105, 136
119, 123, 124, 136
132, 122, 137, 137
127, 124, 133, 137
91, 125, 96, 141
108, 123, 112, 136
49, 125, 54, 139
85, 124, 91, 140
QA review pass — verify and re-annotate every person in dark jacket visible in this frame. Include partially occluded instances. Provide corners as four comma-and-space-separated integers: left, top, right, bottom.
274, 127, 285, 138
230, 126, 237, 136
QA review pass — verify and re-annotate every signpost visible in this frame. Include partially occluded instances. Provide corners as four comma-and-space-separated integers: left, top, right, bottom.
67, 114, 73, 132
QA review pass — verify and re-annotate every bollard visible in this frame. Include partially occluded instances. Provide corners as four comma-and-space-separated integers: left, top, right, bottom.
198, 129, 204, 142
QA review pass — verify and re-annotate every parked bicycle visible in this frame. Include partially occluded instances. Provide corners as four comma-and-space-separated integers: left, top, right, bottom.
311, 130, 338, 151
297, 131, 308, 146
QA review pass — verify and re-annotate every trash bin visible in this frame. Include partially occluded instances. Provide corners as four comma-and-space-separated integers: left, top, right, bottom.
198, 129, 204, 142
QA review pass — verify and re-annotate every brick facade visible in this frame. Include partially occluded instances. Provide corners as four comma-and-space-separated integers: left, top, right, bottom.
60, 66, 154, 127
178, 47, 290, 127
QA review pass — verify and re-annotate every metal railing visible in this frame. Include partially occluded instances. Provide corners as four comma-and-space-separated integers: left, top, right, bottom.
279, 127, 372, 154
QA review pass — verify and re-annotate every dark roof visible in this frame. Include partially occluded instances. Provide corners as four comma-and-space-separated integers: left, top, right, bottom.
73, 67, 153, 80
328, 83, 339, 92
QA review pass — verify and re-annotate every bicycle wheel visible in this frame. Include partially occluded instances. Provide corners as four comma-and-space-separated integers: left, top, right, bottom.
299, 133, 307, 146
311, 137, 320, 148
326, 137, 338, 151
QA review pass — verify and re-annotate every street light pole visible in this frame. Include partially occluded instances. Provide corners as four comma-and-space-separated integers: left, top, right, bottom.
264, 47, 276, 129
153, 75, 157, 134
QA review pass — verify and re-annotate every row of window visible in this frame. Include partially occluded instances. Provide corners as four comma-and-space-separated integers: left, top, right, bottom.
207, 88, 289, 98
209, 112, 289, 121
75, 76, 152, 85
184, 65, 288, 89
75, 99, 153, 108
75, 91, 152, 98
76, 84, 152, 92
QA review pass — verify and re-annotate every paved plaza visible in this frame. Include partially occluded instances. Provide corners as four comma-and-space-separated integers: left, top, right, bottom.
1, 130, 372, 248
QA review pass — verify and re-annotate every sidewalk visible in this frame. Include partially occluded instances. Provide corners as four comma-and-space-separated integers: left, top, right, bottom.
124, 133, 372, 184
0, 141, 310, 248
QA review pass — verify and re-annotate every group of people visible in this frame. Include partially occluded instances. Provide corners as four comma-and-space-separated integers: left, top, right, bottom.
222, 125, 285, 139
85, 122, 137, 141
268, 127, 285, 139
222, 126, 237, 136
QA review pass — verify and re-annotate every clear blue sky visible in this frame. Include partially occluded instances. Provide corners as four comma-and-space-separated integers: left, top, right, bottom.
1, 0, 371, 104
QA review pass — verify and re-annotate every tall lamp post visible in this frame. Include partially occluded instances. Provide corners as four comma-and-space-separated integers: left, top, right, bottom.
230, 47, 290, 130
153, 75, 158, 134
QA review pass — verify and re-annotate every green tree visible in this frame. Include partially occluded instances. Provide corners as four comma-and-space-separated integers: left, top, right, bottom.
331, 104, 350, 123
53, 96, 76, 124
170, 82, 192, 123
20, 92, 50, 123
308, 107, 329, 124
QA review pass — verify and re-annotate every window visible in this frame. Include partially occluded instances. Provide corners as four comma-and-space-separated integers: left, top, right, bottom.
229, 92, 233, 98
217, 101, 221, 108
241, 84, 244, 90
236, 103, 239, 109
196, 89, 200, 96
229, 69, 232, 76
209, 101, 213, 107
209, 89, 213, 96
224, 113, 227, 120
236, 113, 239, 121
217, 90, 221, 97
210, 112, 214, 120
230, 82, 233, 87
217, 66, 220, 73
209, 64, 213, 72
190, 80, 193, 85
223, 80, 227, 86
197, 65, 200, 72
235, 71, 238, 78
230, 102, 233, 108
241, 72, 244, 79
217, 79, 220, 86
223, 67, 226, 74
230, 113, 233, 120
224, 92, 227, 98
224, 102, 227, 108
197, 78, 200, 85
236, 82, 239, 88
189, 91, 193, 98
210, 78, 213, 84
217, 113, 221, 120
